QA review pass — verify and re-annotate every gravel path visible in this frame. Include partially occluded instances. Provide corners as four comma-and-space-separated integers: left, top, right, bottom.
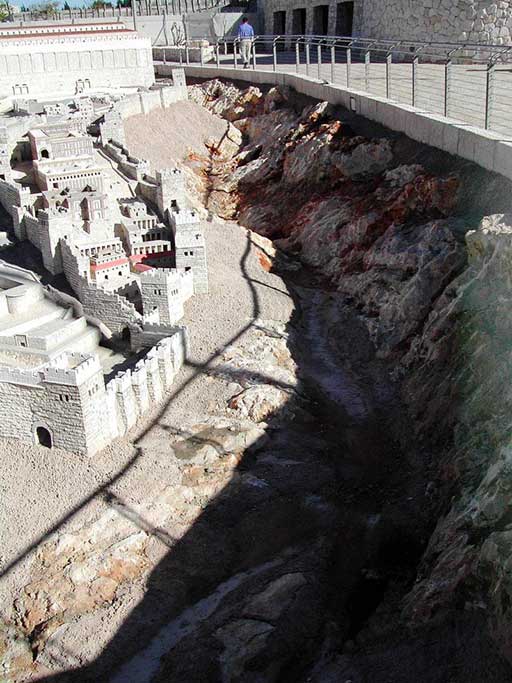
124, 100, 230, 169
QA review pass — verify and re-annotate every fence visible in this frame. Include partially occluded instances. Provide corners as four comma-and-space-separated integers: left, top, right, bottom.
13, 0, 229, 22
161, 34, 512, 137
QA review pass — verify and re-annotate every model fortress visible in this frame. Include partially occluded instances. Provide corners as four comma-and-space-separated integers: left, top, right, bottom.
0, 31, 208, 455
0, 21, 154, 99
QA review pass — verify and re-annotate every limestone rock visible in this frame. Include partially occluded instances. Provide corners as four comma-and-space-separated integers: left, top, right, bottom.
216, 619, 275, 682
0, 618, 33, 681
228, 384, 291, 422
244, 573, 307, 621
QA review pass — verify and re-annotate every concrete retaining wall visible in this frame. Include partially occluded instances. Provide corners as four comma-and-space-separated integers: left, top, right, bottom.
169, 64, 512, 182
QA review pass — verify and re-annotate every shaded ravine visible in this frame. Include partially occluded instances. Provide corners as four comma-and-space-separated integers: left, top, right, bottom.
29, 82, 512, 680
36, 234, 427, 682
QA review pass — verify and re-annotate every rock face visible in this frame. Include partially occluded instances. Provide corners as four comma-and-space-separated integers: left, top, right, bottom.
189, 79, 512, 678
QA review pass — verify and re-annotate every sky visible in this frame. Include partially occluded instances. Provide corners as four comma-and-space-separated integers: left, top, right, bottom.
11, 0, 125, 7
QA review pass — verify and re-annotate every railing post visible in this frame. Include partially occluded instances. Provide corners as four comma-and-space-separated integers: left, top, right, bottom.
216, 41, 220, 67
412, 54, 419, 107
485, 60, 496, 130
346, 46, 351, 87
185, 41, 190, 65
317, 43, 322, 79
252, 39, 257, 69
234, 39, 238, 68
444, 58, 452, 118
272, 38, 277, 72
295, 40, 300, 73
305, 41, 310, 76
330, 43, 335, 83
386, 52, 392, 99
365, 48, 371, 92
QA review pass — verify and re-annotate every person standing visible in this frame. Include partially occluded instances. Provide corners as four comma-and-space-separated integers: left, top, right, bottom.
238, 17, 254, 69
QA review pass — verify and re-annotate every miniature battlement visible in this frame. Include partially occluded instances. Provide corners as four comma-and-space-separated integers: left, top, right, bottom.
157, 168, 183, 180
0, 351, 101, 388
131, 361, 147, 385
171, 209, 200, 227
112, 369, 133, 392
140, 267, 179, 283
42, 352, 102, 386
0, 365, 42, 387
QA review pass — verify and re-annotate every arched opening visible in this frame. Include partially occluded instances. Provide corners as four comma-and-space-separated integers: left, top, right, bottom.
36, 426, 52, 448
40, 149, 50, 159
121, 326, 131, 343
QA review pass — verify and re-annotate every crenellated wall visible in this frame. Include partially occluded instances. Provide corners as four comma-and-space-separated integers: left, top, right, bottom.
0, 327, 188, 454
106, 329, 188, 439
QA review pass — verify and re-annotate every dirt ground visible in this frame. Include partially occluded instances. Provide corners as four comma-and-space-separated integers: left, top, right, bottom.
0, 209, 295, 675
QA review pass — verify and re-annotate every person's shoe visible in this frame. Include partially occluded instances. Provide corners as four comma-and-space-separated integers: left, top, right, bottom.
243, 63, 249, 69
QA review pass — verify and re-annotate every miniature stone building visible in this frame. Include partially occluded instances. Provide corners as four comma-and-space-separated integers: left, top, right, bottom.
0, 68, 210, 455
0, 126, 10, 181
171, 209, 209, 294
140, 267, 194, 325
0, 260, 189, 455
0, 21, 154, 100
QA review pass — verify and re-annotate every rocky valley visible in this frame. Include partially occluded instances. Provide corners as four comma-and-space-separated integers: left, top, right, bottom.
2, 78, 512, 682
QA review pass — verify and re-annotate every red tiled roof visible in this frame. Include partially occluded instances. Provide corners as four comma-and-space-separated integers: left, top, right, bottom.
133, 263, 154, 273
91, 256, 129, 272
129, 251, 173, 264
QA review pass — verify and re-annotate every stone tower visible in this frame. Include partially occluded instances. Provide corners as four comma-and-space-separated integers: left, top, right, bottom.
140, 268, 193, 325
171, 209, 209, 295
0, 126, 11, 181
156, 167, 186, 217
27, 353, 111, 455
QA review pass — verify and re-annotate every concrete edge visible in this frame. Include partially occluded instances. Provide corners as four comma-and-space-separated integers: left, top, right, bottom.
155, 63, 512, 183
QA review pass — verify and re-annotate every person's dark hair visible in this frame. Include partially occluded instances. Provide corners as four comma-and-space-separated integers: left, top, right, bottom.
242, 16, 248, 22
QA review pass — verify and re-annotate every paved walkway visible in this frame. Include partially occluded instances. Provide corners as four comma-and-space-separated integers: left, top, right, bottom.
157, 50, 512, 137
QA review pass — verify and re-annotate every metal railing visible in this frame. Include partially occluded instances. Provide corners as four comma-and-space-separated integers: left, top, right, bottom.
159, 34, 512, 137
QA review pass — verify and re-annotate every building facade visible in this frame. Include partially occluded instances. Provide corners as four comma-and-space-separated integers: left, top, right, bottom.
0, 21, 154, 100
263, 0, 512, 45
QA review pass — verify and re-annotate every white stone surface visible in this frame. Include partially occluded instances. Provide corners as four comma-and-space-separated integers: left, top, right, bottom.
262, 0, 512, 45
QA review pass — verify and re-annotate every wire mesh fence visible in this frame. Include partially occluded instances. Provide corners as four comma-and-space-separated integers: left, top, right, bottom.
162, 34, 512, 137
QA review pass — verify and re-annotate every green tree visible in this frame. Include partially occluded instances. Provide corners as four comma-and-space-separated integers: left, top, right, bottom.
91, 0, 112, 8
32, 1, 60, 16
62, 0, 71, 9
0, 1, 12, 21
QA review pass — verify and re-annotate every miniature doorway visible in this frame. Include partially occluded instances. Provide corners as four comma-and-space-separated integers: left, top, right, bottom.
36, 426, 52, 448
